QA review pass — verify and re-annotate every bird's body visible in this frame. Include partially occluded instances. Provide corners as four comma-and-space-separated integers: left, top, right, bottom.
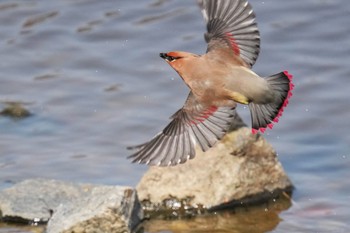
128, 0, 294, 166
169, 51, 270, 107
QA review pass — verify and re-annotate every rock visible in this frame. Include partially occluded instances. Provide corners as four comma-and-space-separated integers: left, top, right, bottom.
136, 126, 293, 218
47, 186, 143, 233
0, 179, 91, 223
0, 179, 143, 233
0, 102, 31, 119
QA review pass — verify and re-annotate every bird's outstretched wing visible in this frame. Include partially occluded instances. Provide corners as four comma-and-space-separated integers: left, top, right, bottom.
198, 0, 260, 67
128, 92, 236, 166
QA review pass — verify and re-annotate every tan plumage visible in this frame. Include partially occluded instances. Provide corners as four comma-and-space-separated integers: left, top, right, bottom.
128, 0, 294, 166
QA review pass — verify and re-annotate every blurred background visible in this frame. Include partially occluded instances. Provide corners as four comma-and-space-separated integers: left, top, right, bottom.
0, 0, 349, 232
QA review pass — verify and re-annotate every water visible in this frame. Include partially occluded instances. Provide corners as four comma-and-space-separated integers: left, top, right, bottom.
0, 0, 349, 232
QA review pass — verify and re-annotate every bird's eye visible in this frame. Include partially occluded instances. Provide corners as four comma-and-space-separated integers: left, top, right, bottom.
167, 56, 176, 62
160, 53, 182, 62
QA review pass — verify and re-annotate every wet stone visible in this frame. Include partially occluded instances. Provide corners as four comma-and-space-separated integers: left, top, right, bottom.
136, 126, 293, 218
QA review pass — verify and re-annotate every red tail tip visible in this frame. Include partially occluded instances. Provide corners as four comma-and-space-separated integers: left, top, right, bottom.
253, 71, 293, 134
290, 83, 295, 89
260, 128, 266, 133
252, 128, 259, 134
283, 70, 293, 80
270, 70, 293, 125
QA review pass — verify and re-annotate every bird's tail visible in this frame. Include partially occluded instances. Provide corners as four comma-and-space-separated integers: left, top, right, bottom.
249, 71, 294, 133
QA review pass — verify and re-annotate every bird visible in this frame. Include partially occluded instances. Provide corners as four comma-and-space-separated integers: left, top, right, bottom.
127, 0, 294, 167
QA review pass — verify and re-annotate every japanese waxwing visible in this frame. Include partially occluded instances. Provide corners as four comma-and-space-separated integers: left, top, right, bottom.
128, 0, 294, 166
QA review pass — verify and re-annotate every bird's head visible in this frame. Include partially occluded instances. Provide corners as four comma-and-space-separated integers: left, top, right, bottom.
159, 51, 198, 73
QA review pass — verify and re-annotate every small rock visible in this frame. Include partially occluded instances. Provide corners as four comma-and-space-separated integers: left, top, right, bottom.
0, 179, 89, 223
47, 186, 143, 233
136, 126, 293, 218
0, 102, 31, 119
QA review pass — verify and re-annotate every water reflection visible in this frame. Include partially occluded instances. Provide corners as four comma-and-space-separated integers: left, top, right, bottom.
144, 195, 291, 233
0, 223, 43, 233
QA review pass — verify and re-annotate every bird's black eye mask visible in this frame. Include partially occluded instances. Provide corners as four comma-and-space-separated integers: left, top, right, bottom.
160, 53, 182, 62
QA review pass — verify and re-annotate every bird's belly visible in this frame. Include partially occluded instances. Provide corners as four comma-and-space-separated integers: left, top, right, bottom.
188, 78, 231, 105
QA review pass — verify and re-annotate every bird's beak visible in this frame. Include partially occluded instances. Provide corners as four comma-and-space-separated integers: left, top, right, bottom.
160, 53, 167, 60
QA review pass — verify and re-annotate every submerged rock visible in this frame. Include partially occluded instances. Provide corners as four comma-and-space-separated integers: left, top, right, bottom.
136, 125, 293, 218
0, 102, 31, 119
0, 179, 143, 233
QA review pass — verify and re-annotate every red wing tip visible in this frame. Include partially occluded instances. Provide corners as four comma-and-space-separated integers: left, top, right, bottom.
252, 128, 259, 134
225, 32, 240, 56
190, 105, 218, 125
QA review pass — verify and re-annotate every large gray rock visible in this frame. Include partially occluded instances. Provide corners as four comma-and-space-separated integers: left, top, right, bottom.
47, 186, 143, 233
0, 179, 143, 233
137, 127, 293, 217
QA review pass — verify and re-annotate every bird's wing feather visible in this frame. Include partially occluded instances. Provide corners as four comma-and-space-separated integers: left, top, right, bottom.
127, 92, 236, 166
198, 0, 260, 67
